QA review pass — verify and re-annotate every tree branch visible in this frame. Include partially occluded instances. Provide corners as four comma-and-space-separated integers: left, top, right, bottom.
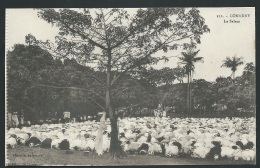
88, 97, 105, 111
100, 8, 111, 49
85, 71, 106, 86
110, 10, 159, 50
110, 30, 181, 87
62, 22, 108, 50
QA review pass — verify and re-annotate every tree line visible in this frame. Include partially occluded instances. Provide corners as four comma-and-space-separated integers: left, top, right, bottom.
6, 44, 158, 121
7, 44, 255, 121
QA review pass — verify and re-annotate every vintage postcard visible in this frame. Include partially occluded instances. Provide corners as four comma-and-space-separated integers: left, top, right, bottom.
5, 7, 255, 166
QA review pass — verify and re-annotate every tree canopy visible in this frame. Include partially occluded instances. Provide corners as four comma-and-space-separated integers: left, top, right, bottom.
221, 55, 244, 79
16, 7, 211, 157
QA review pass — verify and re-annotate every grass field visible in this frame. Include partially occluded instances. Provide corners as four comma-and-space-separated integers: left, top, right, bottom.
6, 146, 255, 166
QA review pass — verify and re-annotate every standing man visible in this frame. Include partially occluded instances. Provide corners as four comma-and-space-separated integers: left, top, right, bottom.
163, 110, 166, 117
67, 111, 70, 123
53, 112, 58, 124
63, 111, 71, 123
63, 111, 66, 123
20, 110, 24, 127
12, 112, 19, 128
94, 112, 107, 155
54, 112, 58, 118
80, 116, 83, 122
7, 112, 12, 129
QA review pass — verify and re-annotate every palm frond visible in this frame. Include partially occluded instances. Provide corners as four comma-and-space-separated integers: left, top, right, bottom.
221, 55, 244, 72
178, 49, 202, 74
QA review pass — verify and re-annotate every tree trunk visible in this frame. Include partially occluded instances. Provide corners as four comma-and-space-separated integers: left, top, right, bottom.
189, 71, 192, 114
187, 72, 190, 113
232, 71, 235, 81
109, 114, 127, 158
106, 51, 127, 158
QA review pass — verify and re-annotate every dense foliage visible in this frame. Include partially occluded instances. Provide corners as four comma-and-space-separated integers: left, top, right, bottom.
159, 65, 255, 114
7, 44, 255, 120
6, 44, 159, 121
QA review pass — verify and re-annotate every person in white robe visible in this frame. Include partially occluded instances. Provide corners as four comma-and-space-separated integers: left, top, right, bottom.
94, 112, 107, 155
12, 112, 19, 128
163, 110, 166, 117
20, 111, 24, 126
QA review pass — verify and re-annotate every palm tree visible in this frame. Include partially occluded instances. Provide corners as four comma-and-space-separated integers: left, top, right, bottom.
221, 55, 244, 80
178, 48, 204, 113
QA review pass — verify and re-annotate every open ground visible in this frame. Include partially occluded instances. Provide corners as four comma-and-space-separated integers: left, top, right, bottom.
7, 146, 255, 166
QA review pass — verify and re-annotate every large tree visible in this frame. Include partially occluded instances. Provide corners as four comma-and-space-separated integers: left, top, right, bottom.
30, 8, 209, 157
178, 43, 204, 113
221, 55, 244, 80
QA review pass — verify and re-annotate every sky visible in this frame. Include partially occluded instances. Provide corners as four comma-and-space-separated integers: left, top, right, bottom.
6, 8, 255, 82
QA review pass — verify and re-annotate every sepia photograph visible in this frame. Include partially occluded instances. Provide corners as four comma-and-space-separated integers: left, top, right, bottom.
5, 7, 255, 166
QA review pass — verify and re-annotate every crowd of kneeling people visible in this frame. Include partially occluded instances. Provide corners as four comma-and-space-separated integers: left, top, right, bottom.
7, 116, 256, 161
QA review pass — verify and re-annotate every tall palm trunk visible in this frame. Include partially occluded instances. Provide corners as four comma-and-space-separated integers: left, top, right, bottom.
187, 72, 190, 113
231, 71, 236, 83
189, 71, 192, 113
